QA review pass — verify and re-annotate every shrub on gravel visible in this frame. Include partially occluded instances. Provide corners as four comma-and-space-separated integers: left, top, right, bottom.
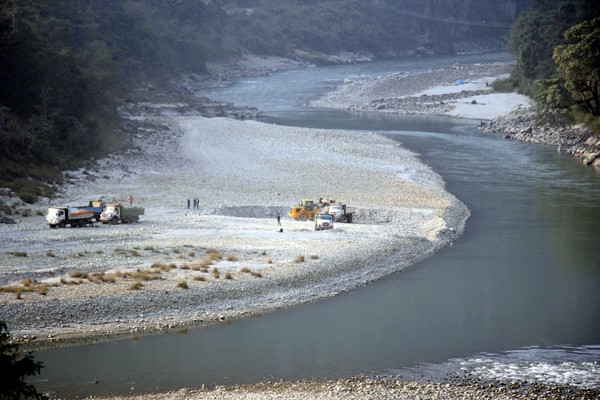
225, 272, 233, 280
226, 253, 238, 262
46, 250, 55, 257
7, 251, 27, 257
294, 255, 305, 263
193, 275, 206, 282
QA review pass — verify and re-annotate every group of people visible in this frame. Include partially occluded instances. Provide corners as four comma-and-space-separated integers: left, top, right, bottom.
187, 198, 200, 209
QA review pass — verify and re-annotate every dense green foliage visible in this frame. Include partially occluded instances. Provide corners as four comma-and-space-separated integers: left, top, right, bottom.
0, 321, 46, 400
501, 0, 600, 131
0, 0, 524, 203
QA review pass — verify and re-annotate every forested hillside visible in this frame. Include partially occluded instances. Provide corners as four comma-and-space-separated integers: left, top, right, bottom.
501, 0, 599, 131
1, 0, 528, 203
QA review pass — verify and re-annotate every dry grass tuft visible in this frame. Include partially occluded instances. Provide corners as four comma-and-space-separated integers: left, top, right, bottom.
240, 267, 251, 274
225, 253, 238, 262
294, 255, 305, 263
1, 284, 49, 299
152, 262, 173, 272
46, 250, 56, 257
188, 251, 196, 257
207, 249, 222, 261
225, 272, 233, 280
69, 271, 87, 279
251, 271, 262, 278
266, 258, 273, 264
87, 272, 105, 284
193, 275, 206, 282
310, 254, 319, 260
128, 282, 143, 290
176, 280, 189, 289
212, 268, 220, 279
124, 268, 163, 281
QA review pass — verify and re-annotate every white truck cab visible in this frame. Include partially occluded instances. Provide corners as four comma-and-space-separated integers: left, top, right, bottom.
315, 213, 334, 230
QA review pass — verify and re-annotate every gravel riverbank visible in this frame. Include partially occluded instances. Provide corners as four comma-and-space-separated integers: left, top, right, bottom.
0, 117, 467, 348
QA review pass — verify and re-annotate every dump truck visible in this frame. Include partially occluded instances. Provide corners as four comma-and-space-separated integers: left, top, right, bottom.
46, 207, 94, 228
100, 202, 144, 224
71, 199, 106, 221
326, 204, 355, 223
288, 199, 321, 221
314, 213, 334, 230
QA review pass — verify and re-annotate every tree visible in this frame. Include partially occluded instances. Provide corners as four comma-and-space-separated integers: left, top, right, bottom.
552, 16, 600, 117
0, 321, 46, 400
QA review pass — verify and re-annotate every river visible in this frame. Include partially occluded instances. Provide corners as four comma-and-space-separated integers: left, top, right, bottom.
35, 53, 600, 397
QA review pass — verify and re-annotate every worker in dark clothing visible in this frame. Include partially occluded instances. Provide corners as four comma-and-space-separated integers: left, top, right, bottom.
277, 212, 281, 226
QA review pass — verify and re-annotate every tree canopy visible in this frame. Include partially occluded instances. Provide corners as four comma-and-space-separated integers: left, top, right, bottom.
0, 321, 46, 400
505, 0, 600, 131
553, 17, 600, 117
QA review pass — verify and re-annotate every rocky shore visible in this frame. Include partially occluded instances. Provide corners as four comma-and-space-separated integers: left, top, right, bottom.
478, 108, 600, 168
87, 376, 599, 400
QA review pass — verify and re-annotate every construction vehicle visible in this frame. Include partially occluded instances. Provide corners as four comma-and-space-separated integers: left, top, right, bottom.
71, 200, 106, 221
46, 207, 94, 228
326, 204, 355, 223
315, 213, 334, 230
100, 202, 144, 224
289, 198, 355, 223
288, 199, 321, 221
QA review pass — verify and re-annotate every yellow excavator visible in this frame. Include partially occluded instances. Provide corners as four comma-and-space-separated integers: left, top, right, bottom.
288, 199, 320, 221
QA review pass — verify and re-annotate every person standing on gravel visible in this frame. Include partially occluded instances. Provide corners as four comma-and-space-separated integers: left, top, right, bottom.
277, 212, 281, 226
187, 198, 191, 209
